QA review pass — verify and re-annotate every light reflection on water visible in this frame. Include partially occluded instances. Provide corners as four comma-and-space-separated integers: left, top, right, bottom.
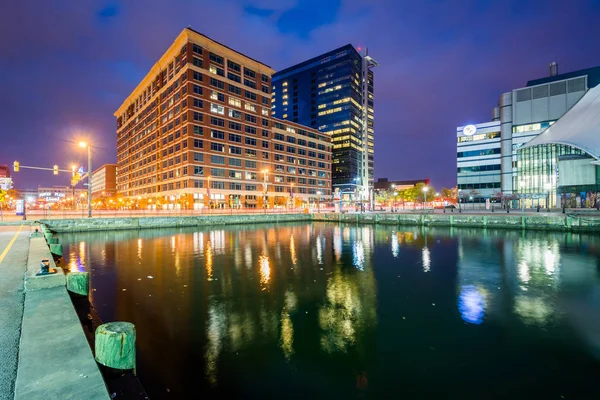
59, 224, 600, 399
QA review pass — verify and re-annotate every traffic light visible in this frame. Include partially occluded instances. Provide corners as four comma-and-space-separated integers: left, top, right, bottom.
71, 173, 81, 186
13, 161, 19, 172
53, 165, 59, 175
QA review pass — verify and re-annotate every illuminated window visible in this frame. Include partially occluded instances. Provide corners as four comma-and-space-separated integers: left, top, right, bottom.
245, 103, 256, 112
229, 97, 241, 107
282, 82, 288, 86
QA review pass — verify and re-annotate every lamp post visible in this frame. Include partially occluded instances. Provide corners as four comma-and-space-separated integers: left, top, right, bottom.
262, 169, 269, 214
545, 183, 552, 211
422, 186, 428, 210
317, 191, 322, 213
458, 189, 462, 213
79, 142, 92, 218
290, 183, 294, 211
207, 176, 211, 210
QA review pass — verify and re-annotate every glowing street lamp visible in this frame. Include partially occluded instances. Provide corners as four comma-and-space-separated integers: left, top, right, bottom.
78, 141, 92, 218
422, 186, 428, 210
262, 169, 269, 213
317, 190, 322, 213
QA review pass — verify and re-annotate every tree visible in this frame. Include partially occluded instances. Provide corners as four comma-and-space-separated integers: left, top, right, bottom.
441, 187, 456, 204
396, 189, 409, 210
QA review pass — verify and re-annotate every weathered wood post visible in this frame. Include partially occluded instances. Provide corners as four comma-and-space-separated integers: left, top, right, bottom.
49, 243, 62, 257
66, 271, 89, 296
95, 322, 136, 374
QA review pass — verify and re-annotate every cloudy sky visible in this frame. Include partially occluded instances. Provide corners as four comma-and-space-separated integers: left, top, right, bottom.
1, 0, 599, 189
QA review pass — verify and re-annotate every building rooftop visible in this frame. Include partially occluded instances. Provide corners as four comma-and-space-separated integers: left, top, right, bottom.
184, 27, 272, 69
527, 65, 600, 88
273, 44, 359, 80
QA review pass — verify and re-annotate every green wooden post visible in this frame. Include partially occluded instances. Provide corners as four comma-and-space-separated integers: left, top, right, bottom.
49, 243, 62, 257
95, 322, 136, 373
66, 272, 89, 296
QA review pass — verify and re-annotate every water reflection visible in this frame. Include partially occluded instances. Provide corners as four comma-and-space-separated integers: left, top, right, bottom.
259, 252, 271, 285
58, 224, 600, 399
458, 285, 487, 324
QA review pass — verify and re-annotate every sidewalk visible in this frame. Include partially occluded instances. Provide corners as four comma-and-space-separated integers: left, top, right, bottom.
0, 226, 108, 400
0, 225, 30, 400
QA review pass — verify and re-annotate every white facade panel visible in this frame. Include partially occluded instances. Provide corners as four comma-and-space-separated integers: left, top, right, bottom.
531, 98, 549, 122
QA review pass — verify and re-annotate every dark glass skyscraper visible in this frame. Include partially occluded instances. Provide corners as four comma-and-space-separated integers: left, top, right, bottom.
272, 45, 377, 205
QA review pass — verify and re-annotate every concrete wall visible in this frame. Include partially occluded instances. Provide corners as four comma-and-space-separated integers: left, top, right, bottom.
40, 212, 600, 233
313, 212, 600, 232
40, 213, 313, 232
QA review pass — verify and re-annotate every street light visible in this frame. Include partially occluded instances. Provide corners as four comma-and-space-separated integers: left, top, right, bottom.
290, 183, 294, 211
422, 186, 428, 210
262, 169, 269, 213
78, 141, 92, 218
544, 183, 552, 211
317, 190, 322, 213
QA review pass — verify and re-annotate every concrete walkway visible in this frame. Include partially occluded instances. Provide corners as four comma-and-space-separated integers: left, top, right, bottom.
14, 237, 108, 400
0, 225, 30, 400
0, 226, 108, 400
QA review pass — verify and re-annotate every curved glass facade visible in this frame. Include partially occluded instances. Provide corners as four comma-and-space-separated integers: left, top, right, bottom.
517, 144, 586, 207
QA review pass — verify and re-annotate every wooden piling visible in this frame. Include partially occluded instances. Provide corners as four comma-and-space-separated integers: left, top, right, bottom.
66, 271, 89, 296
95, 322, 136, 372
49, 243, 62, 257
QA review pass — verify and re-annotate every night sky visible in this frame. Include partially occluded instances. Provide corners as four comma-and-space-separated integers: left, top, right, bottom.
2, 0, 600, 190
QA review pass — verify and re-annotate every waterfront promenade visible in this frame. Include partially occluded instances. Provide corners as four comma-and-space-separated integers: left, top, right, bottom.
0, 225, 108, 400
0, 225, 29, 400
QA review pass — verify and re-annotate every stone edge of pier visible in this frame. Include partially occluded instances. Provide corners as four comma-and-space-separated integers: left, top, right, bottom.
14, 233, 109, 400
36, 212, 600, 233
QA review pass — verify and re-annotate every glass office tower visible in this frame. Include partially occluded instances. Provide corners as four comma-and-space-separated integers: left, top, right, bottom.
272, 45, 377, 206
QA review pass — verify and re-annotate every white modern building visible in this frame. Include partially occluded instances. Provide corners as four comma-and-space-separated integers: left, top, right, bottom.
456, 121, 501, 204
457, 63, 600, 208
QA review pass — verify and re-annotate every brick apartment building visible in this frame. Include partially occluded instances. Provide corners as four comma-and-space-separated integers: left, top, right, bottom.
114, 28, 332, 209
91, 164, 117, 199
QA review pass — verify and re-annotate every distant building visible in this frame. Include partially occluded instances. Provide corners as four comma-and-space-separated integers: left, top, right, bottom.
0, 165, 12, 190
374, 178, 430, 192
15, 189, 38, 201
272, 45, 378, 205
457, 63, 600, 207
38, 186, 87, 205
91, 164, 117, 199
456, 121, 501, 202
